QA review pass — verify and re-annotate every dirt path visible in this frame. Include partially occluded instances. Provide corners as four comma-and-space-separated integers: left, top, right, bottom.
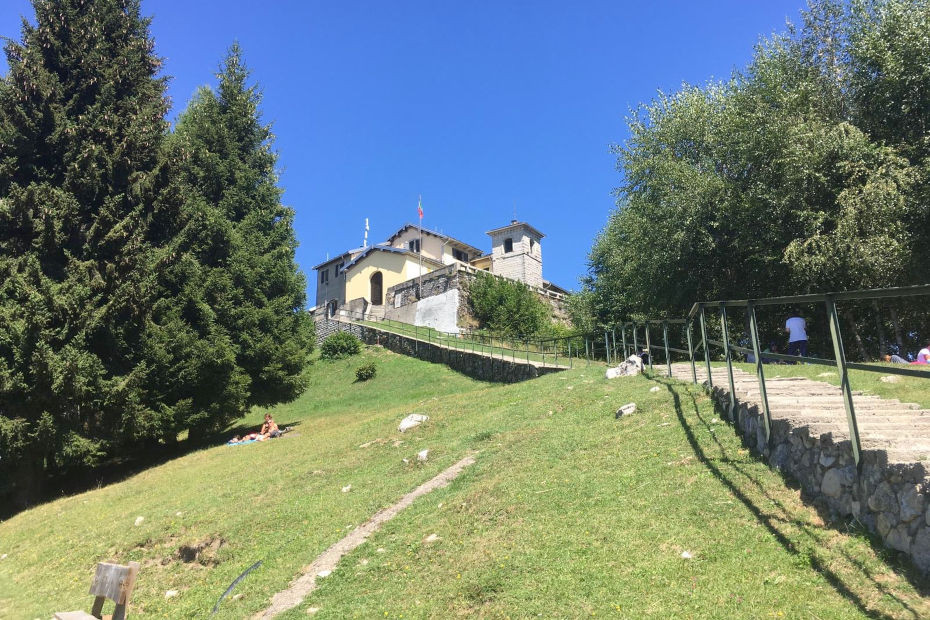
256, 453, 477, 618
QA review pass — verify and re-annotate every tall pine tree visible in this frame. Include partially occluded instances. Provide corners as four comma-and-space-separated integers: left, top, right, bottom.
171, 43, 312, 428
0, 0, 175, 506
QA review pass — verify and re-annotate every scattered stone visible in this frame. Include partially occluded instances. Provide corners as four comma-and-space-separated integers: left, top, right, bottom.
134, 516, 145, 526
417, 449, 429, 462
376, 548, 386, 553
649, 386, 661, 393
615, 403, 636, 418
0, 554, 7, 560
606, 355, 644, 379
880, 375, 902, 384
817, 372, 836, 377
398, 414, 429, 433
175, 511, 183, 517
681, 551, 693, 559
359, 438, 385, 448
566, 386, 574, 390
402, 458, 410, 464
710, 418, 718, 424
359, 559, 369, 565
341, 484, 352, 493
423, 533, 440, 543
317, 570, 331, 578
659, 422, 671, 427
307, 608, 320, 615
165, 590, 179, 599
232, 593, 244, 601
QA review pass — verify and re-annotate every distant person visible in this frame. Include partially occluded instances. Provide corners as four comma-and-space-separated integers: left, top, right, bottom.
637, 347, 650, 366
785, 309, 808, 361
260, 413, 282, 438
913, 341, 930, 365
761, 341, 781, 364
883, 353, 908, 364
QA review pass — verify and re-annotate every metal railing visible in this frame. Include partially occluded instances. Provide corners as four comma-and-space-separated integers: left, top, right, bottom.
612, 285, 930, 469
324, 309, 579, 368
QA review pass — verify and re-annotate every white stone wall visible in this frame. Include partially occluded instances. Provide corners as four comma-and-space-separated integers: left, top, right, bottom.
415, 289, 460, 333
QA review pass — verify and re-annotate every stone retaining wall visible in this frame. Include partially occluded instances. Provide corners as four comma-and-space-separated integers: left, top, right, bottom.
715, 387, 930, 572
316, 319, 563, 383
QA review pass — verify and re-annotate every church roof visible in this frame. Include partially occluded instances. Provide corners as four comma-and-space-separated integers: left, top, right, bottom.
386, 224, 484, 256
485, 220, 545, 239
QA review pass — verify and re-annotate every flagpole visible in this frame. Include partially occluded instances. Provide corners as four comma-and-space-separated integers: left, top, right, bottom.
417, 195, 423, 298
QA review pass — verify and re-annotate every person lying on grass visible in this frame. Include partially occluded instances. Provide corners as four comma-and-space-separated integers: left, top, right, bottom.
227, 414, 283, 444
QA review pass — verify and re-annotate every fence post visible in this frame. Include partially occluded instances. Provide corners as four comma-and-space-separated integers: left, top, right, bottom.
569, 341, 572, 369
632, 323, 639, 359
605, 332, 611, 366
686, 320, 697, 384
699, 305, 713, 390
719, 303, 737, 422
621, 324, 628, 359
826, 296, 863, 469
748, 302, 772, 446
644, 322, 653, 372
611, 329, 617, 362
662, 321, 671, 378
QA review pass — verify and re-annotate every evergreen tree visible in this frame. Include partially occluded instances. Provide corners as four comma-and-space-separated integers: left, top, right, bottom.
0, 0, 174, 506
171, 44, 312, 428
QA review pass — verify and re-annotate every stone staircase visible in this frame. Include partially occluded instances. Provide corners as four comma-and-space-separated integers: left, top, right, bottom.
666, 363, 930, 466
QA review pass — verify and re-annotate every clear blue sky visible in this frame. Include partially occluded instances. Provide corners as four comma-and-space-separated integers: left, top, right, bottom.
1, 0, 808, 302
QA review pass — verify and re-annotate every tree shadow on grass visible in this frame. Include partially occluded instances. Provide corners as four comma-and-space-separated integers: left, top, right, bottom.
655, 374, 930, 619
3, 420, 304, 520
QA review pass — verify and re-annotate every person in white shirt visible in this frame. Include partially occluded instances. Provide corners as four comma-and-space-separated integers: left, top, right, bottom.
916, 341, 930, 365
785, 309, 808, 361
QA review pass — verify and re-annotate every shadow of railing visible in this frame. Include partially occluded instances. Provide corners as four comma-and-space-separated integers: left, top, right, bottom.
655, 373, 930, 618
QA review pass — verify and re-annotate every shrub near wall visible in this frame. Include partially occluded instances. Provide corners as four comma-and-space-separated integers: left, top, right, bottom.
321, 332, 362, 360
468, 272, 549, 336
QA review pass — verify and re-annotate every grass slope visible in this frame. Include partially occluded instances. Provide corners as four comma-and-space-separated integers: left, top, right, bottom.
1, 348, 928, 618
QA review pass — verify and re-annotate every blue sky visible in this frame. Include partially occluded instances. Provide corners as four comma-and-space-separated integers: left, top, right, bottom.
1, 0, 808, 301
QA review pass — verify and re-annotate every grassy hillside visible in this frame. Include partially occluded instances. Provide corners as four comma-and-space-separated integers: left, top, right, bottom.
1, 347, 928, 618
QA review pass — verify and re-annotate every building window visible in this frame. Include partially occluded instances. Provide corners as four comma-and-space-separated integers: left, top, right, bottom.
408, 239, 421, 253
530, 238, 535, 252
320, 269, 329, 284
503, 238, 513, 253
452, 248, 469, 262
335, 262, 344, 276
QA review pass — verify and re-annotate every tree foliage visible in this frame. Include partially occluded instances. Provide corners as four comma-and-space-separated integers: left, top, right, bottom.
582, 0, 930, 328
467, 272, 550, 336
0, 3, 311, 509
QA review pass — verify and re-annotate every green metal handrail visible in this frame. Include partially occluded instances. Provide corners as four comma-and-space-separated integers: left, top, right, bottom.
613, 284, 930, 470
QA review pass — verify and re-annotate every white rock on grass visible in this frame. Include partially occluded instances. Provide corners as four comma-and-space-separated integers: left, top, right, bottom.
880, 375, 902, 384
341, 484, 352, 493
615, 403, 636, 418
134, 516, 145, 526
0, 554, 7, 560
317, 570, 332, 578
417, 449, 429, 462
165, 590, 179, 599
681, 551, 693, 559
398, 414, 429, 433
424, 533, 440, 543
307, 608, 320, 615
650, 386, 661, 393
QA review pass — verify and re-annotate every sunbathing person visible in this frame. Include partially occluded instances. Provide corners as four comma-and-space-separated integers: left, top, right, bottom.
260, 413, 282, 438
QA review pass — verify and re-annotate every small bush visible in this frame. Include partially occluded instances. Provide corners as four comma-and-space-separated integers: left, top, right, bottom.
320, 331, 362, 360
355, 363, 377, 382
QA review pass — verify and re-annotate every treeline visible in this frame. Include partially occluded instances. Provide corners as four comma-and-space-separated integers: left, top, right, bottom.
577, 0, 930, 344
0, 0, 313, 509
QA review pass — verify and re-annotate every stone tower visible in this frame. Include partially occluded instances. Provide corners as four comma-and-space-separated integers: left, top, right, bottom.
486, 220, 544, 288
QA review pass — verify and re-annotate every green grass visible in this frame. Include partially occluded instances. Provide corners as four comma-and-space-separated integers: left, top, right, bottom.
2, 347, 929, 618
